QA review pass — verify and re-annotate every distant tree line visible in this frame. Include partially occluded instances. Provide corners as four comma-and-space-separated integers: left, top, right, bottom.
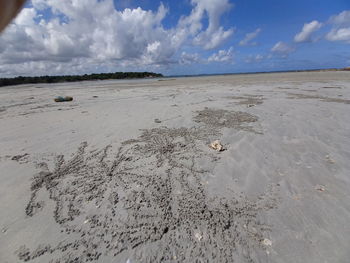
0, 72, 163, 87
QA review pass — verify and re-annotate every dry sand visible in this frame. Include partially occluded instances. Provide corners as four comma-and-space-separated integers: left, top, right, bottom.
0, 71, 350, 262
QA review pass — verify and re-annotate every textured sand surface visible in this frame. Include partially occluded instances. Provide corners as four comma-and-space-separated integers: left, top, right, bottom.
0, 72, 350, 262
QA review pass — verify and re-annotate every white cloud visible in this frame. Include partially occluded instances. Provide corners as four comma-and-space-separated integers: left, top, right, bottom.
180, 52, 201, 65
329, 10, 350, 26
294, 20, 322, 43
193, 27, 234, 50
208, 47, 234, 63
181, 0, 235, 50
325, 10, 350, 43
245, 54, 264, 63
271, 41, 295, 57
239, 28, 261, 46
326, 28, 350, 42
0, 0, 235, 77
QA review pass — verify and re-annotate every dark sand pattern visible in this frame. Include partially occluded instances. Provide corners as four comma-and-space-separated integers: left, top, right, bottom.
19, 109, 277, 263
322, 86, 342, 89
287, 93, 350, 104
276, 87, 295, 90
194, 108, 260, 134
229, 95, 264, 106
11, 153, 29, 162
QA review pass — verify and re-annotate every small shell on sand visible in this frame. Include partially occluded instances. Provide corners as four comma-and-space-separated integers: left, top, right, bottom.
262, 238, 272, 246
315, 185, 326, 192
325, 155, 335, 164
210, 140, 225, 152
194, 232, 203, 241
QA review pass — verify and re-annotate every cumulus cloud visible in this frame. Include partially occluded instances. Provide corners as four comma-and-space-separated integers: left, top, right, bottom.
179, 52, 201, 65
329, 10, 350, 26
208, 47, 234, 63
294, 20, 322, 43
271, 41, 295, 57
0, 0, 235, 76
326, 10, 350, 43
239, 28, 261, 46
185, 0, 235, 50
245, 54, 264, 63
326, 28, 350, 42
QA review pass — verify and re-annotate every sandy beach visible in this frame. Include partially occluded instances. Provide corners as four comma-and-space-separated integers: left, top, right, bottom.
0, 71, 350, 263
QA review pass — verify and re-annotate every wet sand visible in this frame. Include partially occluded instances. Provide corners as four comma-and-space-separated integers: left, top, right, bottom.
0, 71, 350, 262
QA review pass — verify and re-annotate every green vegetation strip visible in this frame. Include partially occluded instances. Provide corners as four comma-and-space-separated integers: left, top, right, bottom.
0, 72, 163, 87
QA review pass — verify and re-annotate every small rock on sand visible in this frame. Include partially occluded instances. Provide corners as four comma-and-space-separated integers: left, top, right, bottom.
54, 96, 73, 102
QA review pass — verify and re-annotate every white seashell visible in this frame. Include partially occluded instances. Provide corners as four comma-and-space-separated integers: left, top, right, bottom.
194, 232, 203, 241
315, 185, 326, 192
210, 140, 225, 152
262, 238, 272, 246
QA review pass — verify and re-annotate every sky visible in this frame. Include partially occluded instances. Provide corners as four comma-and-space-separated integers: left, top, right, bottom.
0, 0, 349, 77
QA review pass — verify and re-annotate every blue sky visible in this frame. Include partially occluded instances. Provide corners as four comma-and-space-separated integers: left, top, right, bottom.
0, 0, 349, 76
